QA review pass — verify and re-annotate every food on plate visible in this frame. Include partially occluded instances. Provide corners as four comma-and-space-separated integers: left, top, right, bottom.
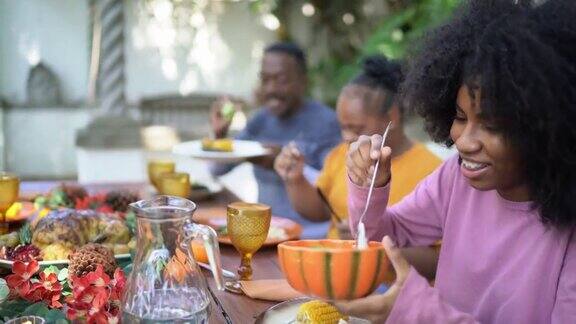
6, 244, 41, 262
5, 202, 36, 222
217, 224, 288, 241
33, 184, 139, 215
68, 243, 117, 277
55, 183, 89, 204
0, 185, 139, 264
33, 184, 88, 210
296, 300, 348, 324
201, 138, 234, 152
0, 232, 20, 248
268, 226, 288, 240
32, 209, 131, 261
105, 242, 131, 255
0, 223, 40, 262
104, 191, 140, 213
41, 243, 71, 260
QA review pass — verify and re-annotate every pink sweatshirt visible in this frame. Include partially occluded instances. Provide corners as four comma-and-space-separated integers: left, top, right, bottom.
348, 156, 576, 323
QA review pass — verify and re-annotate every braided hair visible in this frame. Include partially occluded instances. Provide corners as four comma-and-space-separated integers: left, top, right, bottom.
348, 55, 403, 116
402, 0, 576, 228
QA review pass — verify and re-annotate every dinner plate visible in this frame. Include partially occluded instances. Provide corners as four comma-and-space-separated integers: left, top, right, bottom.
173, 140, 270, 162
253, 297, 369, 324
0, 254, 131, 269
193, 207, 302, 246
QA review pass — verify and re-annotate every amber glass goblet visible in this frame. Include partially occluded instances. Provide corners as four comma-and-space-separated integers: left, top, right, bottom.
147, 160, 175, 191
158, 172, 191, 198
225, 202, 271, 293
0, 172, 19, 234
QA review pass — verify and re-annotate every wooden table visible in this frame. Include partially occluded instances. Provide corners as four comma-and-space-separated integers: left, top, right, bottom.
209, 245, 281, 323
19, 181, 283, 324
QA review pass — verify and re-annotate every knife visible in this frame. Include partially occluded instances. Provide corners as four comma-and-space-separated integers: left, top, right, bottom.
198, 261, 237, 279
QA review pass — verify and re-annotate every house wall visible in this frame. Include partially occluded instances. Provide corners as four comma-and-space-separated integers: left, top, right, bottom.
0, 0, 276, 178
0, 0, 275, 106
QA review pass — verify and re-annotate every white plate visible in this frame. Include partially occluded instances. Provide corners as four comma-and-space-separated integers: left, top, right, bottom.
0, 254, 131, 269
173, 140, 270, 162
254, 297, 370, 324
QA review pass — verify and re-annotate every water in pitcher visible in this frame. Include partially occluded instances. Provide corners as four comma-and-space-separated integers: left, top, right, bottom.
122, 288, 210, 324
125, 196, 224, 324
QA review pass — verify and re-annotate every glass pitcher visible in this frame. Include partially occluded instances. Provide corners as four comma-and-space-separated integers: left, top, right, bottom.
122, 196, 224, 324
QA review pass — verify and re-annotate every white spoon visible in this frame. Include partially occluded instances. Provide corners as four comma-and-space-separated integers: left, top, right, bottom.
356, 121, 392, 249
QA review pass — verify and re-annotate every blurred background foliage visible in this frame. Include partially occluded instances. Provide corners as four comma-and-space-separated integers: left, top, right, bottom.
251, 0, 461, 106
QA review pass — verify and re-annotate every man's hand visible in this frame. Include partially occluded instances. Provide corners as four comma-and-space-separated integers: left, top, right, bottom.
274, 143, 305, 183
210, 97, 242, 138
336, 236, 411, 323
248, 144, 282, 169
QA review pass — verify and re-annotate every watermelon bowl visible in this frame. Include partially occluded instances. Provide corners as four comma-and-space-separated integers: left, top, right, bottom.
277, 240, 390, 301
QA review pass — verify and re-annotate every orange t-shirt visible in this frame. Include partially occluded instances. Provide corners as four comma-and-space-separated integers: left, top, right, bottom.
316, 142, 442, 239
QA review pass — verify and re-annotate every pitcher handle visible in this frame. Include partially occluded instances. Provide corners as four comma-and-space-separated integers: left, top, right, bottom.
183, 220, 225, 291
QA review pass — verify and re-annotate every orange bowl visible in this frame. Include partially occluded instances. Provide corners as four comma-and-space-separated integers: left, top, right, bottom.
278, 240, 389, 300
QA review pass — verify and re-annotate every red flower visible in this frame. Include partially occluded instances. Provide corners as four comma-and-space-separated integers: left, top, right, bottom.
74, 193, 111, 212
109, 267, 126, 300
46, 291, 63, 308
66, 307, 86, 321
37, 272, 63, 308
6, 261, 63, 308
106, 314, 120, 324
86, 310, 119, 324
87, 312, 110, 324
86, 287, 110, 316
6, 260, 39, 296
84, 265, 111, 288
22, 282, 45, 302
67, 265, 126, 324
96, 204, 114, 213
23, 282, 63, 308
74, 196, 92, 210
90, 194, 108, 210
39, 271, 61, 291
67, 286, 109, 321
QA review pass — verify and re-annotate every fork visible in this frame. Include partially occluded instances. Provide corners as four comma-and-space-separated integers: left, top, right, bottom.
356, 121, 392, 249
285, 131, 305, 174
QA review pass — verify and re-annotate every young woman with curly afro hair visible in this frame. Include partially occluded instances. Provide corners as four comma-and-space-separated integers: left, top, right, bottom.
339, 0, 576, 323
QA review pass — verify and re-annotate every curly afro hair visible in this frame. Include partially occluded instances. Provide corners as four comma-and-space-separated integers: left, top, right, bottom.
402, 0, 576, 228
348, 55, 404, 116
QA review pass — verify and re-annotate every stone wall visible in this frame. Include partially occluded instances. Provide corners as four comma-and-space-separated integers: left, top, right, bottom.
2, 106, 92, 179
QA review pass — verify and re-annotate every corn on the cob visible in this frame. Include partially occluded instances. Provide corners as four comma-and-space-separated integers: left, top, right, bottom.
296, 300, 348, 324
